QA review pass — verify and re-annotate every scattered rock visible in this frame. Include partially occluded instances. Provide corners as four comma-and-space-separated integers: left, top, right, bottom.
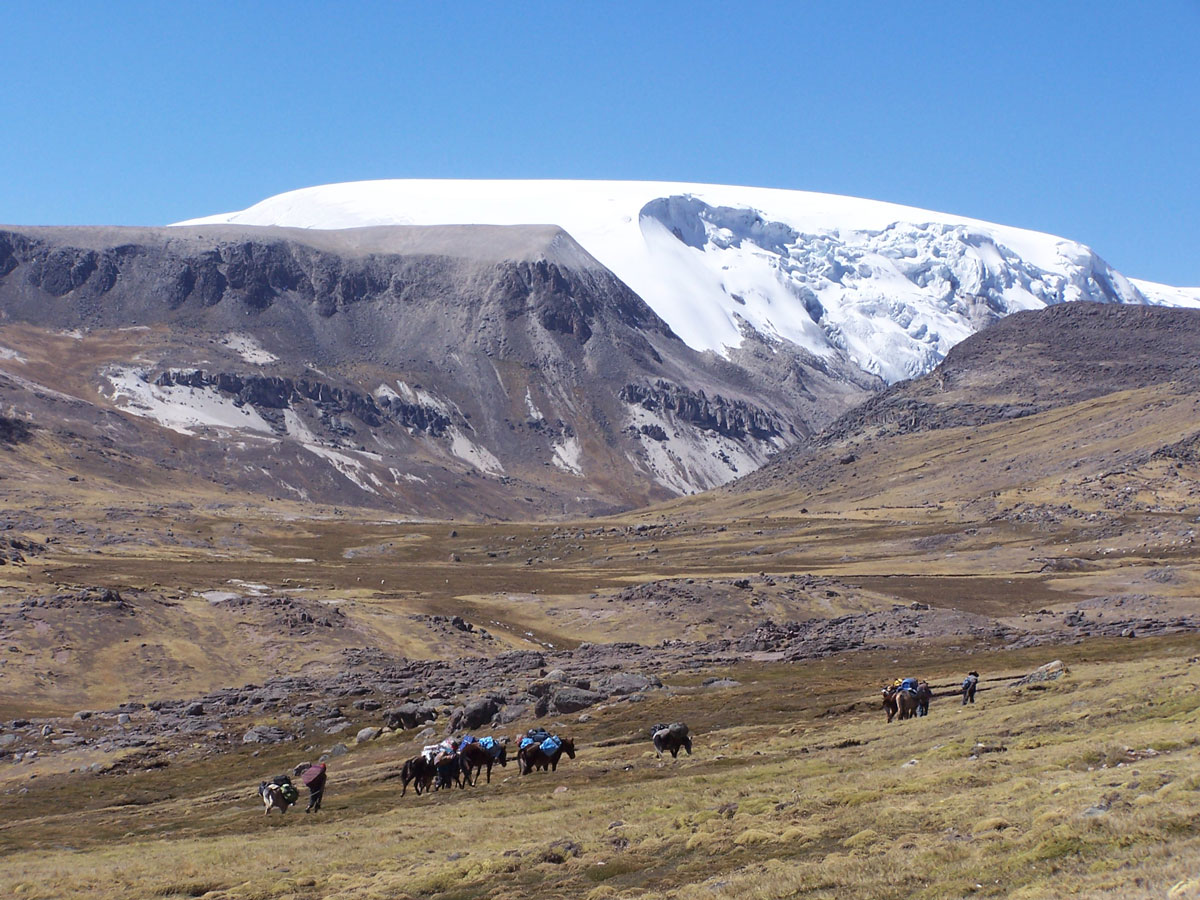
549, 686, 605, 714
242, 725, 294, 744
595, 672, 661, 696
356, 727, 382, 743
702, 678, 740, 689
1013, 659, 1068, 687
450, 696, 501, 731
540, 839, 581, 864
383, 703, 438, 730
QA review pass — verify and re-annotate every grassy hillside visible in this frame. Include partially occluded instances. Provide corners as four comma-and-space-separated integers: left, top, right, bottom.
2, 636, 1197, 899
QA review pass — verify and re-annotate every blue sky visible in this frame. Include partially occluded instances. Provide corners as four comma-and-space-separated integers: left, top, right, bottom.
2, 1, 1197, 284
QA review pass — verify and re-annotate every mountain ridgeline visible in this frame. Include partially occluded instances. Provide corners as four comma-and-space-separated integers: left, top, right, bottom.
0, 224, 875, 516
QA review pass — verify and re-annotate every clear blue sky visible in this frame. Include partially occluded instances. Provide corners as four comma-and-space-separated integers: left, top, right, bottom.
2, 1, 1197, 284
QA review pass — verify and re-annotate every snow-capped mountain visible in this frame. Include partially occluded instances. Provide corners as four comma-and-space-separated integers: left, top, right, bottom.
180, 180, 1200, 384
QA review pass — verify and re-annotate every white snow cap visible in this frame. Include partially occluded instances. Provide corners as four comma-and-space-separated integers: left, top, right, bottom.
179, 180, 1200, 383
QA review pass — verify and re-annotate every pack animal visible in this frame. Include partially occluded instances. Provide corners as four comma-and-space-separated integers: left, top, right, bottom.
433, 752, 465, 790
399, 755, 435, 797
460, 738, 508, 785
258, 780, 295, 815
517, 736, 575, 774
651, 722, 692, 758
892, 682, 933, 721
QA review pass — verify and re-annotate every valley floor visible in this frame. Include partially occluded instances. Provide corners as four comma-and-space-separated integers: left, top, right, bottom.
1, 635, 1198, 900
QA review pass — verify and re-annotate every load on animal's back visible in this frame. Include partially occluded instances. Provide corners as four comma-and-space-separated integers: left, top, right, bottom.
459, 734, 508, 785
651, 722, 691, 758
516, 727, 575, 774
258, 774, 299, 815
882, 676, 932, 722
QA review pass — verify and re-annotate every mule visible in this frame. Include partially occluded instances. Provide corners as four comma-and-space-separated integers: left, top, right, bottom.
460, 740, 508, 786
400, 755, 435, 797
433, 752, 465, 790
517, 737, 575, 774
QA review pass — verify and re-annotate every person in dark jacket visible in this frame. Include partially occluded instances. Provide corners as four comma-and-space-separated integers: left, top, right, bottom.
293, 762, 327, 812
962, 671, 979, 705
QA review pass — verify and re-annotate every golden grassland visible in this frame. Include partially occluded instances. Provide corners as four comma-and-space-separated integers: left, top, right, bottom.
1, 637, 1198, 900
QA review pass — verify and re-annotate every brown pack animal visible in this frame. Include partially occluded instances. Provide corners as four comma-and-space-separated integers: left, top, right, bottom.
885, 682, 933, 722
459, 739, 508, 786
517, 736, 575, 774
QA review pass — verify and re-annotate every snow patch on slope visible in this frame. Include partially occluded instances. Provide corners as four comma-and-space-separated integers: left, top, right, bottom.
101, 366, 276, 437
625, 406, 776, 494
525, 388, 544, 421
447, 426, 504, 476
552, 436, 583, 476
220, 333, 278, 365
300, 444, 379, 495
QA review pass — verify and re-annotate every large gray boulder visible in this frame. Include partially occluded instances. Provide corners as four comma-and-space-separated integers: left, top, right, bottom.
595, 672, 661, 696
383, 703, 438, 730
549, 687, 606, 714
242, 725, 294, 744
450, 697, 501, 732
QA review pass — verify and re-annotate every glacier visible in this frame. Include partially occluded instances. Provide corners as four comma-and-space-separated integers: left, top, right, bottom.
179, 180, 1200, 384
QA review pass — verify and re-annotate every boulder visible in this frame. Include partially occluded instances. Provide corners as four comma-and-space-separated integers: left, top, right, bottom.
595, 672, 661, 696
549, 686, 605, 714
184, 703, 205, 716
356, 726, 382, 743
1013, 660, 1068, 687
383, 703, 438, 730
495, 650, 545, 671
450, 696, 501, 732
496, 703, 531, 725
242, 725, 294, 744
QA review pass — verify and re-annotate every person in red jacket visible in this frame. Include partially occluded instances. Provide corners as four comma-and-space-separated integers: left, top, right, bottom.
293, 762, 327, 813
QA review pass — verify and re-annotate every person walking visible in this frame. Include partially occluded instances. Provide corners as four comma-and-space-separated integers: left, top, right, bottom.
962, 671, 979, 705
294, 761, 327, 812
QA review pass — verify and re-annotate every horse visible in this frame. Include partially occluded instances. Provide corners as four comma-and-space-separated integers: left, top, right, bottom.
433, 752, 465, 790
883, 688, 900, 723
652, 724, 692, 758
258, 781, 293, 815
517, 737, 575, 774
893, 682, 933, 721
460, 740, 508, 786
400, 755, 435, 796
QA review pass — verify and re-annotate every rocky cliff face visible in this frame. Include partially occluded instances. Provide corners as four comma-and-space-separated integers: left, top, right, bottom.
0, 224, 878, 515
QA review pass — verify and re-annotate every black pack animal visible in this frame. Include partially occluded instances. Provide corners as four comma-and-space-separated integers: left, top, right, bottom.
651, 722, 692, 758
400, 755, 435, 797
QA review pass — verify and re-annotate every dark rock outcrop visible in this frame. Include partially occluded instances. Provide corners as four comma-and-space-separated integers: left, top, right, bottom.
620, 380, 786, 440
